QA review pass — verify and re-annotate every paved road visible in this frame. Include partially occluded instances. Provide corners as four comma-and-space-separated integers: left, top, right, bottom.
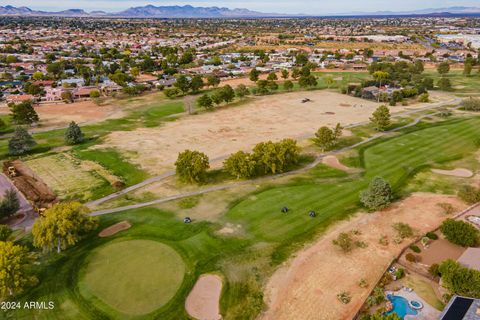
90, 97, 462, 216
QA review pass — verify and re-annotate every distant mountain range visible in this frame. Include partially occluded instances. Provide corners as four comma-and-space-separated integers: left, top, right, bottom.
1, 4, 480, 18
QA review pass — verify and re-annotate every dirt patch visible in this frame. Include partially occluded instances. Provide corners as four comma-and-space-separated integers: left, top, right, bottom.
431, 168, 474, 178
261, 193, 466, 320
33, 100, 124, 130
322, 155, 351, 172
98, 220, 131, 237
217, 223, 243, 236
416, 237, 465, 267
101, 91, 429, 175
185, 274, 222, 320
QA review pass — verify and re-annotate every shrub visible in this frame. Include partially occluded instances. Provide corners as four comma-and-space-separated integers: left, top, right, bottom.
64, 121, 84, 145
393, 222, 414, 239
429, 263, 440, 277
458, 185, 480, 204
395, 268, 405, 279
426, 232, 438, 240
358, 278, 368, 288
406, 253, 418, 263
437, 202, 455, 215
379, 235, 389, 246
461, 97, 480, 112
440, 219, 480, 247
337, 291, 351, 304
410, 245, 421, 253
333, 232, 353, 253
418, 93, 429, 103
355, 240, 368, 249
0, 224, 12, 241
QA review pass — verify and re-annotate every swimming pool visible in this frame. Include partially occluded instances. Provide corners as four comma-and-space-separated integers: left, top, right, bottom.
385, 294, 418, 319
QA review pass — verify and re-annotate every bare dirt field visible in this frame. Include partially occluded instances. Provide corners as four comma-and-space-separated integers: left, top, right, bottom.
100, 91, 429, 175
431, 168, 474, 178
35, 101, 124, 129
416, 237, 465, 267
185, 274, 222, 320
261, 193, 466, 320
98, 220, 131, 237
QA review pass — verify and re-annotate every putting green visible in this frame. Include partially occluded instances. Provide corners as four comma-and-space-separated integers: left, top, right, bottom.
80, 239, 185, 316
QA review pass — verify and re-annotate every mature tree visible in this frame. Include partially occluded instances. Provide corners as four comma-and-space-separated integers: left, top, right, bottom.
8, 127, 36, 155
281, 69, 289, 80
197, 94, 213, 110
9, 101, 39, 125
32, 72, 44, 81
252, 139, 299, 175
175, 150, 210, 183
224, 151, 257, 179
64, 121, 84, 145
256, 80, 269, 94
32, 202, 98, 253
439, 259, 480, 298
190, 75, 204, 93
370, 105, 391, 131
372, 71, 389, 88
440, 219, 480, 247
61, 90, 73, 103
206, 75, 220, 87
174, 75, 191, 94
360, 177, 393, 211
0, 225, 12, 241
0, 241, 37, 297
220, 85, 235, 103
437, 62, 450, 75
0, 189, 19, 219
437, 78, 452, 91
267, 81, 278, 91
283, 80, 294, 91
249, 68, 261, 82
315, 126, 335, 151
291, 67, 301, 79
298, 75, 317, 88
234, 84, 250, 99
130, 66, 140, 78
211, 90, 224, 105
267, 72, 278, 81
295, 52, 309, 66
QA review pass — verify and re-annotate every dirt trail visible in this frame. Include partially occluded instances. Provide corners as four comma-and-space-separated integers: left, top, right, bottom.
261, 193, 466, 320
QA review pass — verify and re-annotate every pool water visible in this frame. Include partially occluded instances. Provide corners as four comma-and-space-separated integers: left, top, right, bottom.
385, 295, 418, 319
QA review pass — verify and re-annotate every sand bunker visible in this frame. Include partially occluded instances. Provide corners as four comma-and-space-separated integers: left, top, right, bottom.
431, 168, 474, 178
98, 220, 131, 237
261, 193, 466, 320
322, 155, 351, 172
185, 274, 222, 320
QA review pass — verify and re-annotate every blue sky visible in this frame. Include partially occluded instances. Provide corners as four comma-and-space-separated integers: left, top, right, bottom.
5, 0, 480, 14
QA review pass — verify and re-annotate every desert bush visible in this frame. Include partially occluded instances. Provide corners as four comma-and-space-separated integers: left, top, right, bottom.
458, 185, 480, 204
437, 202, 455, 214
393, 222, 414, 239
337, 291, 351, 304
333, 232, 353, 253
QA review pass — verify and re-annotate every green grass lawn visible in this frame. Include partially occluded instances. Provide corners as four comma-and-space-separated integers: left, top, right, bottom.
425, 70, 480, 95
79, 240, 185, 317
10, 115, 480, 320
